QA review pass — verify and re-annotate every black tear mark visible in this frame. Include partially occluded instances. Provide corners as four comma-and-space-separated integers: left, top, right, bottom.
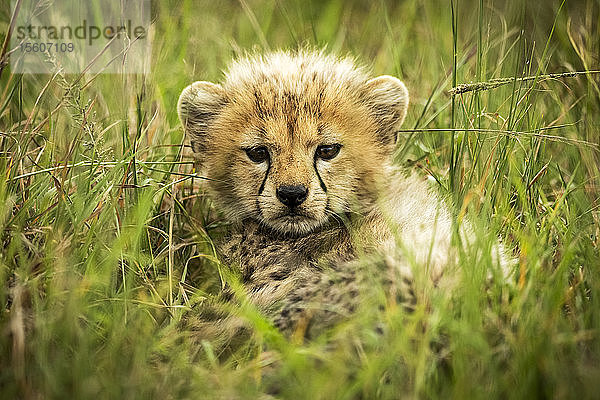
313, 158, 327, 193
258, 159, 271, 195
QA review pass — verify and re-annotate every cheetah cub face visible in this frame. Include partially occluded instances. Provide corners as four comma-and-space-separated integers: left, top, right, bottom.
178, 51, 409, 237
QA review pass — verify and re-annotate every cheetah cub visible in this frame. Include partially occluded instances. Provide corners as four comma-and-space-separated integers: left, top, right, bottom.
178, 50, 511, 341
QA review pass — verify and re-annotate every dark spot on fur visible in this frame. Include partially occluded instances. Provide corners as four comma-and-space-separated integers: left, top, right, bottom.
269, 270, 288, 281
290, 295, 302, 303
395, 292, 404, 304
251, 283, 266, 292
254, 89, 265, 119
287, 117, 296, 138
242, 267, 254, 282
221, 289, 234, 302
314, 88, 325, 118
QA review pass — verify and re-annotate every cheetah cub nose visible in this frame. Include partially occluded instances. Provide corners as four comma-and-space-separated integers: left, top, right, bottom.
276, 185, 308, 208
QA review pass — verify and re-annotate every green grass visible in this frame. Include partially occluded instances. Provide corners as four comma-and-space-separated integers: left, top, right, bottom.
1, 0, 599, 398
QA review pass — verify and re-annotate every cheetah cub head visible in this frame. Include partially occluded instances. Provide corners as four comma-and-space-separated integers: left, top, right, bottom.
178, 51, 408, 237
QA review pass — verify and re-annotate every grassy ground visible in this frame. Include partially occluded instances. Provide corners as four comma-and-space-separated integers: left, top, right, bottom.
1, 0, 599, 398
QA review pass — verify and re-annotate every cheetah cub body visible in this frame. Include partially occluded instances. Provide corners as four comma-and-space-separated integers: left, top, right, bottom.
178, 51, 508, 339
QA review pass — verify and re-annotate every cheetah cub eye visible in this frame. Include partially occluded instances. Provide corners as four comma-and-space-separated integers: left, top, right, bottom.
315, 144, 342, 160
244, 146, 269, 163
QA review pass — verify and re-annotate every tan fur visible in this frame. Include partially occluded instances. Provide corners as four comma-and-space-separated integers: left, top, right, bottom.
178, 50, 511, 343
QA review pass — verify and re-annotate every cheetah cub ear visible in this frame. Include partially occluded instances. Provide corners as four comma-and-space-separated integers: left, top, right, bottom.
365, 75, 409, 147
177, 81, 227, 155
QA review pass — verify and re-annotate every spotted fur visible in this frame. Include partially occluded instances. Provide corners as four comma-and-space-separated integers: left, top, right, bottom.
178, 50, 511, 345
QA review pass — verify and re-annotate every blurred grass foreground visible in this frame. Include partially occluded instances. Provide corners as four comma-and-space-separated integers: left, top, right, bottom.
1, 0, 600, 398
